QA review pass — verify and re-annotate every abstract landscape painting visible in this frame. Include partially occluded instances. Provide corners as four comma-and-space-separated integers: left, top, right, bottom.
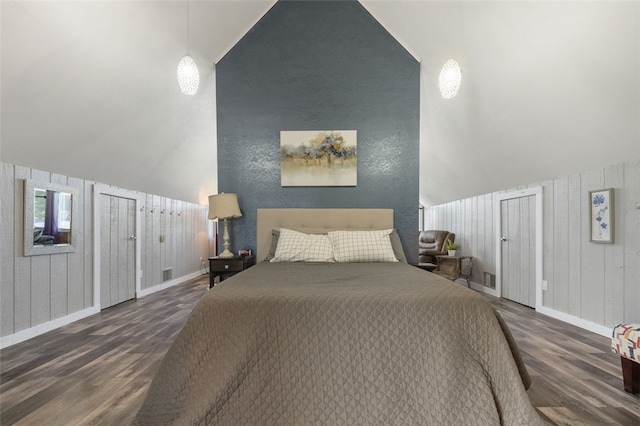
280, 130, 357, 186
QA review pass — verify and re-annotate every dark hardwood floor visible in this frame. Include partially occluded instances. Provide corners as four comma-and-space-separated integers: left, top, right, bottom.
1, 275, 638, 425
0, 275, 209, 425
487, 296, 640, 425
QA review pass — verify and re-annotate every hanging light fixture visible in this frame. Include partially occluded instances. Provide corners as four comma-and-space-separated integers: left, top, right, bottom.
177, 0, 199, 95
439, 59, 462, 99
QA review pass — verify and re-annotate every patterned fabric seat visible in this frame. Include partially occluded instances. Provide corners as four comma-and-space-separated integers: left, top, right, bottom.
611, 323, 640, 394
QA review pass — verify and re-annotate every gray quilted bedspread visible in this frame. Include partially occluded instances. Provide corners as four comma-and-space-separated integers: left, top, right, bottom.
133, 262, 547, 425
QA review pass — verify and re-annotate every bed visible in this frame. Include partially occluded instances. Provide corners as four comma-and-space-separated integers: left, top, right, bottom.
133, 209, 546, 425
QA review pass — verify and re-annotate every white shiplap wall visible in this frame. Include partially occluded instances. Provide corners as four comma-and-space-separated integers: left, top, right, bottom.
141, 194, 209, 290
425, 159, 640, 333
0, 162, 210, 347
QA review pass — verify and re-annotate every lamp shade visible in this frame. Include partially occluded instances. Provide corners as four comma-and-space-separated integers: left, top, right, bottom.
208, 193, 242, 220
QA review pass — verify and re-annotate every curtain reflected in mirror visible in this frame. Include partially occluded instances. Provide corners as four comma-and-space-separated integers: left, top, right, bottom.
33, 189, 72, 246
24, 179, 78, 256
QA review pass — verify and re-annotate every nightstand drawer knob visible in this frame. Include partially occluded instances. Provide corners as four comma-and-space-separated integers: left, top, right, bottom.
224, 264, 229, 270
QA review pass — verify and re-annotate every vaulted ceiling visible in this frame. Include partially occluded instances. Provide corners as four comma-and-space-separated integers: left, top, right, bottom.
2, 1, 638, 206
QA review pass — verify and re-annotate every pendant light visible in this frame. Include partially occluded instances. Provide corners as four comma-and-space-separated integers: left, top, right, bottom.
177, 0, 199, 95
439, 59, 462, 99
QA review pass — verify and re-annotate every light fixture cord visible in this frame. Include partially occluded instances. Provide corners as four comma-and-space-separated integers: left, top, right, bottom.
186, 0, 190, 54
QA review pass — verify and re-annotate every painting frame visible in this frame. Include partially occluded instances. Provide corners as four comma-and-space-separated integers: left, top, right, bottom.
280, 130, 357, 187
589, 188, 614, 244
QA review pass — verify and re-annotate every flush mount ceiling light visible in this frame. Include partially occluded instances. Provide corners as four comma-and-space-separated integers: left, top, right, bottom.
177, 0, 199, 95
439, 59, 462, 99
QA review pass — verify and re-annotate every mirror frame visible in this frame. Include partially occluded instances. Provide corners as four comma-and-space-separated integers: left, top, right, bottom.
24, 179, 79, 256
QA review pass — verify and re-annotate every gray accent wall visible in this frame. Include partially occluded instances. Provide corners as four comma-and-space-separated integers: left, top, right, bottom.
217, 0, 420, 262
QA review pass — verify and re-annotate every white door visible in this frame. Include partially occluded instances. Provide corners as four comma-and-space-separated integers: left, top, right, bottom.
500, 195, 536, 307
100, 193, 136, 309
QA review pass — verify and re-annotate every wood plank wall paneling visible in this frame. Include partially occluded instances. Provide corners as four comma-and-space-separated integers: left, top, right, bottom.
162, 197, 169, 276
176, 201, 183, 278
475, 195, 485, 277
67, 177, 85, 314
581, 169, 605, 325
83, 180, 95, 309
526, 195, 536, 305
158, 197, 164, 278
542, 179, 555, 308
136, 194, 210, 290
100, 194, 111, 309
604, 163, 624, 326
153, 195, 161, 287
0, 162, 210, 341
0, 162, 15, 336
14, 166, 31, 332
170, 199, 176, 275
425, 159, 640, 330
567, 173, 582, 317
50, 173, 68, 320
623, 161, 640, 323
143, 193, 153, 290
484, 193, 495, 281
30, 169, 52, 327
553, 177, 569, 313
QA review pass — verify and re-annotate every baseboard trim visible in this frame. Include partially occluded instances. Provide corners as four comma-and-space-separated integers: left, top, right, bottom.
137, 270, 205, 298
468, 280, 499, 297
1, 271, 207, 349
0, 306, 100, 349
536, 305, 612, 338
2, 274, 612, 348
466, 280, 611, 338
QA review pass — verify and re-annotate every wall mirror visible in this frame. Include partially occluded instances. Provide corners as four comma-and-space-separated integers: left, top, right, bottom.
24, 179, 79, 256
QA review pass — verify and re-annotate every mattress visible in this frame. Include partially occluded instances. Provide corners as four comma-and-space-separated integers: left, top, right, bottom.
133, 261, 546, 425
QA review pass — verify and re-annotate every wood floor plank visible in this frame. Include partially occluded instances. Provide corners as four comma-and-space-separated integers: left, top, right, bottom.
13, 378, 129, 426
78, 379, 150, 425
486, 295, 640, 425
0, 276, 208, 425
1, 275, 639, 425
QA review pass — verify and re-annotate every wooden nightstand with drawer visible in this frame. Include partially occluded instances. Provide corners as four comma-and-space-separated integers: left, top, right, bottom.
208, 255, 255, 288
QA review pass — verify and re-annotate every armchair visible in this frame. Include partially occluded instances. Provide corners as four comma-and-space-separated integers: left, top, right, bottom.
419, 230, 455, 264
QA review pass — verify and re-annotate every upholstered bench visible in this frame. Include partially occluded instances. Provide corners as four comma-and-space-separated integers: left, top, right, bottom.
611, 323, 640, 394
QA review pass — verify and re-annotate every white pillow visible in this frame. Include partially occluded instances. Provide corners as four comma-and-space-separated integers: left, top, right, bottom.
270, 228, 335, 263
328, 229, 399, 263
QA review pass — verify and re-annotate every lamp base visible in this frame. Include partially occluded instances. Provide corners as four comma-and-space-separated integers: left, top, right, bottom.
218, 249, 234, 258
219, 218, 235, 258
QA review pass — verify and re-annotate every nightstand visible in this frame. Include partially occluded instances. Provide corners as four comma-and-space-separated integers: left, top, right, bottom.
434, 255, 473, 287
208, 255, 255, 288
413, 262, 438, 272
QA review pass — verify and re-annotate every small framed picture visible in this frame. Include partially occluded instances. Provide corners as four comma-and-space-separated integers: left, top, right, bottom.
589, 188, 614, 243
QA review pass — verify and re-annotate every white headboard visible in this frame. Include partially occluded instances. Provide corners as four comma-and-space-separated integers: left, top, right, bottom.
256, 208, 394, 262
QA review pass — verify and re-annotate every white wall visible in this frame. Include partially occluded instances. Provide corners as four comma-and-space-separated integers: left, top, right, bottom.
425, 159, 640, 334
0, 162, 211, 348
364, 1, 640, 207
0, 1, 277, 205
2, 2, 638, 209
141, 193, 211, 290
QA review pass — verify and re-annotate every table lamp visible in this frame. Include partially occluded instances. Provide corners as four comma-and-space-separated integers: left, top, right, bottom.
208, 193, 242, 258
